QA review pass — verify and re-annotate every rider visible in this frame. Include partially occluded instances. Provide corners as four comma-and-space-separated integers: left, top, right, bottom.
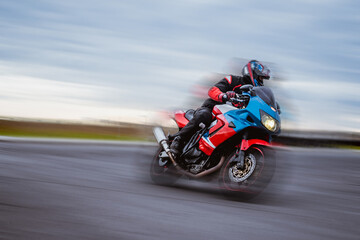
170, 60, 271, 156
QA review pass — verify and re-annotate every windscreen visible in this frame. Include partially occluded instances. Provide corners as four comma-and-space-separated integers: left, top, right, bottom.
253, 86, 276, 108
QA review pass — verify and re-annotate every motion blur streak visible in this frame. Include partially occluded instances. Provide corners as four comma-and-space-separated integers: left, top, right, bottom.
0, 141, 359, 240
0, 1, 359, 132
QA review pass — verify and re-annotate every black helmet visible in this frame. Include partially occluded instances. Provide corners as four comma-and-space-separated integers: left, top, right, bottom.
241, 60, 271, 86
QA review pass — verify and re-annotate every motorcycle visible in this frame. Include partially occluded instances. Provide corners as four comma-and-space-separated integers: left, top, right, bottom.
151, 84, 281, 199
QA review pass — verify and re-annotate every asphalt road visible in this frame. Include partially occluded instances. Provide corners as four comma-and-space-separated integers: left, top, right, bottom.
0, 141, 359, 240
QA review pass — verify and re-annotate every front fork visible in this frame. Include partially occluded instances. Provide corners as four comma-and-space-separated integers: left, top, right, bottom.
231, 131, 248, 170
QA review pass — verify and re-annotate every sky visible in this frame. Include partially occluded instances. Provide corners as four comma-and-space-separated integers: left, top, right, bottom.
0, 0, 359, 132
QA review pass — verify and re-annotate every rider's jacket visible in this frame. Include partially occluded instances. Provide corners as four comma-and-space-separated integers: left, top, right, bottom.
201, 75, 253, 109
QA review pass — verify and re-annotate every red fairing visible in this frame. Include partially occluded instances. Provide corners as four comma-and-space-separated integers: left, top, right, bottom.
212, 106, 223, 117
209, 118, 224, 135
208, 114, 237, 147
198, 114, 236, 155
198, 138, 214, 156
240, 139, 271, 151
174, 110, 189, 128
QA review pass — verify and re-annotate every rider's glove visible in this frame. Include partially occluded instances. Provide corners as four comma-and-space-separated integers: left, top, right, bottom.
226, 91, 236, 99
220, 91, 236, 103
220, 93, 227, 103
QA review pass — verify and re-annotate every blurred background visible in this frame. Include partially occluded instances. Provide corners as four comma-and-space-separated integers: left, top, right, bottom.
1, 2, 360, 240
0, 0, 359, 144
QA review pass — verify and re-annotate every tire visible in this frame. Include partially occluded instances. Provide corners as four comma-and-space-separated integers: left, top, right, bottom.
150, 147, 180, 186
219, 146, 276, 200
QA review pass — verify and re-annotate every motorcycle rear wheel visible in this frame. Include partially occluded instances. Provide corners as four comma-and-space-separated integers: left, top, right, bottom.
150, 147, 180, 186
219, 146, 276, 200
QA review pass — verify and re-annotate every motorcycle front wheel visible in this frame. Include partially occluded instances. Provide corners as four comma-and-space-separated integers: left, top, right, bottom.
150, 147, 180, 186
219, 146, 276, 200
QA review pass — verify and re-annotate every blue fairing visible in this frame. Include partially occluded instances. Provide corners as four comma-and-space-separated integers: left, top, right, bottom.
222, 95, 281, 134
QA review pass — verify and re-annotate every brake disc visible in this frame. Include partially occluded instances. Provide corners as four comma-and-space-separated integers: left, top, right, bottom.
228, 154, 256, 183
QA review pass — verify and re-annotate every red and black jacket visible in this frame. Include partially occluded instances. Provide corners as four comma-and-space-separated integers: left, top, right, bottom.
201, 75, 253, 109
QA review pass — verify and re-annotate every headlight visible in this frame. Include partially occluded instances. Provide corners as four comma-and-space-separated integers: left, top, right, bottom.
260, 110, 279, 132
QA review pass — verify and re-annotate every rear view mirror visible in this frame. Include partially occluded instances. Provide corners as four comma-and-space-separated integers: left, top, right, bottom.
240, 84, 253, 91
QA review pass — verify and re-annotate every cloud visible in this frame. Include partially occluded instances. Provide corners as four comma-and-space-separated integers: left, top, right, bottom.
0, 74, 121, 104
0, 0, 359, 131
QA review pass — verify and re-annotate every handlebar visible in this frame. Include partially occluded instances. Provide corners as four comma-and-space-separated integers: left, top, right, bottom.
229, 94, 249, 103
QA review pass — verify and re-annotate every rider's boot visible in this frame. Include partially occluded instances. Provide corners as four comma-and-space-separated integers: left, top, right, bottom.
170, 136, 183, 156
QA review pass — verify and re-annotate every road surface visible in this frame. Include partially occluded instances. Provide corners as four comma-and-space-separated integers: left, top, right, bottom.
0, 140, 359, 240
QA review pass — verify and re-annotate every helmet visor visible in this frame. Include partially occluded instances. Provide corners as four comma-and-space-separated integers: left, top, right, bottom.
252, 62, 271, 79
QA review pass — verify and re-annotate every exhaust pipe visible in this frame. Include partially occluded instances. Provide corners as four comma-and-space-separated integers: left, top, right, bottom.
153, 127, 178, 166
153, 127, 170, 153
152, 127, 225, 178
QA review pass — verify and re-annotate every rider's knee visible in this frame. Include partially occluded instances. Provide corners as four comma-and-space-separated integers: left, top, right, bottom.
196, 108, 212, 126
